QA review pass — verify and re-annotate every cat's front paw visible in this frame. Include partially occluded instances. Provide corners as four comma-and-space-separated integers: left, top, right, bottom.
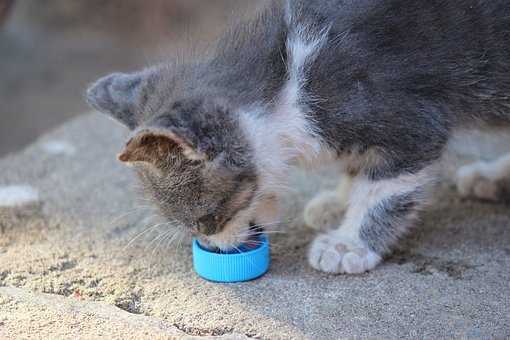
456, 162, 504, 201
303, 191, 347, 231
308, 231, 381, 274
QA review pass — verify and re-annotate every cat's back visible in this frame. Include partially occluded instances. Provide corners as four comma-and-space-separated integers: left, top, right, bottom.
296, 0, 510, 124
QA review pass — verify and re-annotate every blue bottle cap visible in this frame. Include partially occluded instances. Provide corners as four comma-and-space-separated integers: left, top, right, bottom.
192, 235, 270, 283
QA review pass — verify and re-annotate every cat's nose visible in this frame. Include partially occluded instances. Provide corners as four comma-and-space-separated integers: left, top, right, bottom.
197, 214, 218, 236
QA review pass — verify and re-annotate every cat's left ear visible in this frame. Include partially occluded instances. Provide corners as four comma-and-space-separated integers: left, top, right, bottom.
86, 71, 148, 130
117, 128, 206, 166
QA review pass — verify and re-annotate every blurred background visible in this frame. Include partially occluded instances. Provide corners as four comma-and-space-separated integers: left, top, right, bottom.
0, 0, 259, 157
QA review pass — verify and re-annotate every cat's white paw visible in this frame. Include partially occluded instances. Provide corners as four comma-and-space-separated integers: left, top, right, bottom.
308, 231, 382, 274
303, 191, 346, 231
456, 162, 501, 201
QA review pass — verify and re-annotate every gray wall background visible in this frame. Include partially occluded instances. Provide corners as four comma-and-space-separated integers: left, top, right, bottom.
0, 0, 257, 156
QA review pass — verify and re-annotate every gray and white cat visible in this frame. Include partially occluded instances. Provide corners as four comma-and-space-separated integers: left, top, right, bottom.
87, 0, 510, 274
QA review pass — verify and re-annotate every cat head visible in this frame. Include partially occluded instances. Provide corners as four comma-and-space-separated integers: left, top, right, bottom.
86, 67, 279, 250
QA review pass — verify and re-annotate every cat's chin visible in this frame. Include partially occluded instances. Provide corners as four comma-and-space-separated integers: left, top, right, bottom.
192, 192, 276, 251
196, 221, 263, 252
197, 235, 246, 253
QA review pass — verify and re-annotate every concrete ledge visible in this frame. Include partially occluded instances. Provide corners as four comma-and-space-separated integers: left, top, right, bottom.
0, 112, 509, 339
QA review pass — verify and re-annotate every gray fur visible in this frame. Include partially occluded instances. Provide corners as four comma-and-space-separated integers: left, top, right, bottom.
87, 71, 148, 130
298, 0, 510, 179
360, 189, 425, 255
134, 99, 258, 236
87, 0, 510, 253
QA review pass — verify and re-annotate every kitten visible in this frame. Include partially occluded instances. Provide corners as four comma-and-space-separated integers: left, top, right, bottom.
87, 0, 510, 274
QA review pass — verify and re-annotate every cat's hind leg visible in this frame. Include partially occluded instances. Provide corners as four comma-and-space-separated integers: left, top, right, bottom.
308, 167, 435, 274
456, 153, 510, 202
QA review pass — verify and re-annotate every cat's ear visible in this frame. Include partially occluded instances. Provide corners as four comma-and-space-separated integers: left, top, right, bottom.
117, 129, 206, 166
86, 72, 145, 130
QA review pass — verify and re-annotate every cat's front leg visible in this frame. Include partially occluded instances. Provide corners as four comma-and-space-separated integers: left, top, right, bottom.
308, 167, 434, 274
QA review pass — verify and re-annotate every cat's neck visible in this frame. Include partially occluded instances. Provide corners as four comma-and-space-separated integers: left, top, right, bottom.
238, 95, 330, 196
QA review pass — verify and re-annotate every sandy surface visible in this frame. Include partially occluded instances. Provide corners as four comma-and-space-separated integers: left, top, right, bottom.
0, 112, 509, 339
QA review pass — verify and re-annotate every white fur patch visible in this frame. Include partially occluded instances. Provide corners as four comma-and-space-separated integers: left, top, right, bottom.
308, 167, 433, 274
229, 22, 332, 249
456, 153, 510, 200
308, 231, 382, 274
41, 140, 76, 156
480, 153, 510, 179
0, 185, 39, 207
239, 21, 331, 196
341, 168, 432, 240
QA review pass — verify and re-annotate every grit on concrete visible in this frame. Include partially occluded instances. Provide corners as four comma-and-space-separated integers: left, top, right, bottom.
0, 112, 509, 339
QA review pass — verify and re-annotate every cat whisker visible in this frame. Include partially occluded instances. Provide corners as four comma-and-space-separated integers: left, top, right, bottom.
174, 229, 187, 257
152, 228, 178, 257
166, 227, 183, 250
146, 227, 174, 253
244, 230, 288, 236
122, 220, 173, 252
247, 219, 290, 229
108, 206, 156, 228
